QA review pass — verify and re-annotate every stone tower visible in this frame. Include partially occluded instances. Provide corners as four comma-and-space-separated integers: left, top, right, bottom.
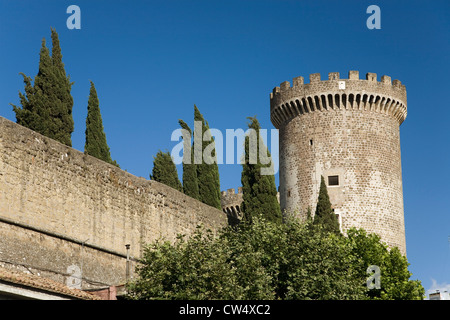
270, 71, 407, 254
221, 187, 244, 220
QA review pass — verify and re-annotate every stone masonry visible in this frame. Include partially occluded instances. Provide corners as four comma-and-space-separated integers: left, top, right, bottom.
221, 187, 244, 220
270, 71, 407, 254
0, 116, 227, 289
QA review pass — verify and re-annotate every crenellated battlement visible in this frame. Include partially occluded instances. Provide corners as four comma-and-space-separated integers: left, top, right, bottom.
221, 187, 243, 198
270, 71, 406, 94
270, 71, 407, 128
221, 187, 243, 219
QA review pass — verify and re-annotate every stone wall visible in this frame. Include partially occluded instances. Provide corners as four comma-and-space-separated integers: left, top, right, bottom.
0, 116, 228, 289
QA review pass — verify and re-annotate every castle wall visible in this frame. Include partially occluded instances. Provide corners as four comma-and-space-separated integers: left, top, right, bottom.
0, 116, 227, 288
271, 71, 407, 254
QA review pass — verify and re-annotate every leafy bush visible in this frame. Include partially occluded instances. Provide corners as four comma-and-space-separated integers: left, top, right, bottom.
126, 217, 424, 300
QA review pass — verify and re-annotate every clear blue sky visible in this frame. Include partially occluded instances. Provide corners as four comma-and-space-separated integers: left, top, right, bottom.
1, 0, 449, 298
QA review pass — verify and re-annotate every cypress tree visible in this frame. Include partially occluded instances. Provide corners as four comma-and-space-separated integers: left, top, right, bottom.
306, 206, 312, 221
178, 120, 200, 200
313, 175, 340, 234
49, 28, 74, 146
84, 81, 118, 167
150, 151, 183, 192
11, 28, 74, 146
241, 116, 282, 224
12, 39, 52, 137
193, 105, 221, 209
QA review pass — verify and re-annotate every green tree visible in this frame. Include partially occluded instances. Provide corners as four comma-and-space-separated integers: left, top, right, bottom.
150, 150, 183, 192
126, 217, 424, 300
281, 222, 365, 299
126, 227, 274, 300
313, 176, 340, 234
193, 105, 221, 209
49, 28, 74, 146
11, 41, 49, 137
11, 28, 74, 146
84, 81, 118, 167
241, 116, 282, 224
178, 120, 199, 200
306, 206, 312, 221
346, 228, 425, 300
12, 38, 52, 138
126, 217, 362, 300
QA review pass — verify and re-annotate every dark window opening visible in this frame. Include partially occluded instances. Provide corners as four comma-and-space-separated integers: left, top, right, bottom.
328, 175, 339, 186
309, 139, 313, 146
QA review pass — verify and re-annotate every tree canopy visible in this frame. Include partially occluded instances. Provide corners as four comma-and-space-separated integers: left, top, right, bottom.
193, 105, 221, 209
12, 28, 74, 146
241, 116, 282, 224
313, 175, 340, 234
84, 81, 118, 167
126, 216, 424, 300
178, 119, 200, 200
150, 150, 183, 192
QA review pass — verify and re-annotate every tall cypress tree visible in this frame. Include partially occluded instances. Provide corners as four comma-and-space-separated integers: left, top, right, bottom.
178, 119, 200, 200
11, 39, 51, 137
50, 28, 74, 146
241, 116, 282, 224
313, 175, 340, 234
193, 105, 221, 209
84, 81, 118, 167
150, 151, 183, 192
11, 28, 74, 146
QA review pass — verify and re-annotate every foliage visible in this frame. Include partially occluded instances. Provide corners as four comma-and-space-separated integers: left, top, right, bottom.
313, 176, 340, 234
193, 105, 221, 209
84, 81, 118, 167
49, 28, 74, 146
178, 120, 200, 200
11, 28, 74, 146
126, 216, 424, 300
346, 228, 425, 300
241, 116, 282, 224
150, 150, 183, 192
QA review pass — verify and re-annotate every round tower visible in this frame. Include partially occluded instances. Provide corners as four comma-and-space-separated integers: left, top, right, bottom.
270, 70, 407, 254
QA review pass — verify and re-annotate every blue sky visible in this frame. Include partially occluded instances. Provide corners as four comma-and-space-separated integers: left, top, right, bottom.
0, 0, 449, 297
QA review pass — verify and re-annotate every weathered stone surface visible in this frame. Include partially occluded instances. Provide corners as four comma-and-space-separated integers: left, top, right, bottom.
0, 116, 227, 288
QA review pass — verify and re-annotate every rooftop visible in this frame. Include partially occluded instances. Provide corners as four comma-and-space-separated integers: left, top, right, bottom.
0, 266, 101, 300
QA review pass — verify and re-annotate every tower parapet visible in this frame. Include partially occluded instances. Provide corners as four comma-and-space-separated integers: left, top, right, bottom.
271, 70, 407, 254
270, 71, 407, 129
221, 187, 243, 219
220, 187, 281, 220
